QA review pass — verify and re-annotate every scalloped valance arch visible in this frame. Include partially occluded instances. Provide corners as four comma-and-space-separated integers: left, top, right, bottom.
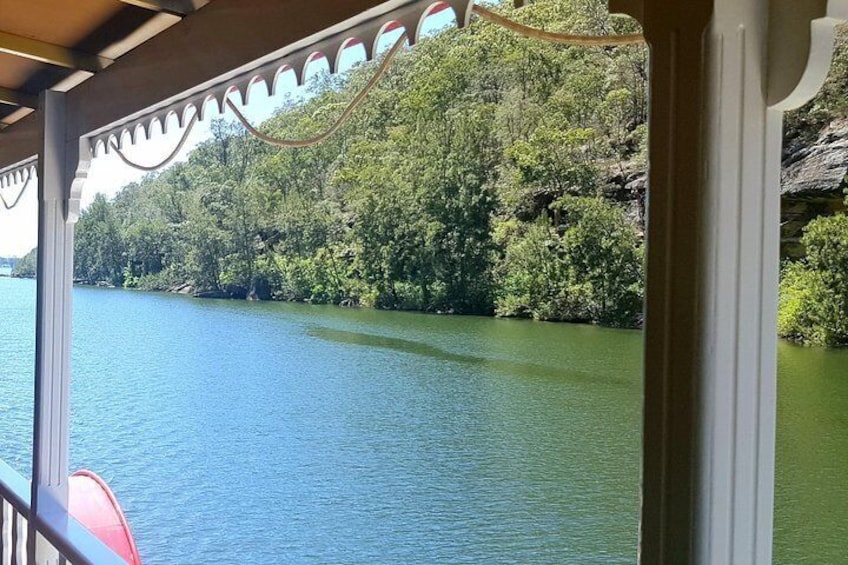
85, 0, 650, 162
0, 158, 36, 192
87, 0, 475, 159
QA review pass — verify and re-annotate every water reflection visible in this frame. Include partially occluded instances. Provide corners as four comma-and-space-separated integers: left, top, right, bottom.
309, 326, 630, 385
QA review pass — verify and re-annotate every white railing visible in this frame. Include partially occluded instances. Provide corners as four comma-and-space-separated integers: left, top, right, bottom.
0, 460, 126, 565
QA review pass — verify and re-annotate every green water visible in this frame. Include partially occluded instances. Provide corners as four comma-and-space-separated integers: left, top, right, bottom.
0, 277, 845, 563
775, 342, 848, 563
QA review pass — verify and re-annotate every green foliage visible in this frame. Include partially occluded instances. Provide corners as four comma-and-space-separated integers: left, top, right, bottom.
778, 213, 848, 346
75, 193, 125, 286
11, 247, 37, 278
505, 126, 600, 195
271, 246, 350, 304
134, 267, 185, 291
496, 196, 643, 326
72, 0, 649, 327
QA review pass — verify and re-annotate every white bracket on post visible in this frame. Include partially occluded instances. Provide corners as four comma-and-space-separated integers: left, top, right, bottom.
66, 138, 92, 224
768, 0, 848, 110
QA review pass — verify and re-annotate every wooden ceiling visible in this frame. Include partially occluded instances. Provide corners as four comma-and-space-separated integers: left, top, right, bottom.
0, 0, 209, 128
0, 0, 407, 172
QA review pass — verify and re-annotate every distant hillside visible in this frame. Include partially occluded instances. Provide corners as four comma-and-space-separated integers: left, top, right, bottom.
70, 0, 648, 328
775, 29, 848, 345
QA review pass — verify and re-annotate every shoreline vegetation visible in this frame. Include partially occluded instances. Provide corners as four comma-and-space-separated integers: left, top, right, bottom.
18, 0, 650, 329
11, 0, 848, 345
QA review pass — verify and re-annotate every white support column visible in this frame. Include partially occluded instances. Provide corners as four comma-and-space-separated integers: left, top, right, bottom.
607, 0, 848, 563
699, 2, 781, 562
29, 90, 90, 565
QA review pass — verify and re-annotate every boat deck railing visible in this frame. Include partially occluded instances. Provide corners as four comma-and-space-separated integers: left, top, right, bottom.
0, 460, 125, 565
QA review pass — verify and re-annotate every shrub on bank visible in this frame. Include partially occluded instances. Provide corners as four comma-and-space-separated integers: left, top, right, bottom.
496, 196, 644, 327
778, 213, 848, 346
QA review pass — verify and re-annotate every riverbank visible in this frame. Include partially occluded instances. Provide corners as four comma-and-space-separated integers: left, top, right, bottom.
133, 279, 640, 326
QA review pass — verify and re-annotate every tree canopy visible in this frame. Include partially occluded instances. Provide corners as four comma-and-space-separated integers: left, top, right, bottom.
66, 0, 648, 327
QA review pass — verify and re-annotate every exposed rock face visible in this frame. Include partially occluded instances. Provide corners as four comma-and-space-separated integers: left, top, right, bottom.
194, 285, 249, 300
606, 166, 646, 237
193, 289, 232, 299
168, 283, 195, 294
782, 120, 848, 196
781, 120, 848, 258
602, 118, 848, 258
622, 172, 647, 236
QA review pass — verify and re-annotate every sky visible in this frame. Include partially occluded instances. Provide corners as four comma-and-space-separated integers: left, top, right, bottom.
0, 19, 443, 258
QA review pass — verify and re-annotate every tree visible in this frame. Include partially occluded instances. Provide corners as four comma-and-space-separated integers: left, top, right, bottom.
75, 193, 125, 285
778, 211, 848, 346
11, 247, 37, 278
496, 196, 643, 326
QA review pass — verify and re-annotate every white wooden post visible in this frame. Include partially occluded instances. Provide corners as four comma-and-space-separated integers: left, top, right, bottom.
607, 0, 848, 563
29, 90, 90, 565
698, 2, 782, 561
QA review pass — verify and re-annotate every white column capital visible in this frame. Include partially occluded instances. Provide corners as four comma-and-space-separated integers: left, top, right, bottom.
36, 90, 91, 224
66, 138, 92, 223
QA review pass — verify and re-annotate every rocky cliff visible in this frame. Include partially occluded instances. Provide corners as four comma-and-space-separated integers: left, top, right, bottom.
781, 119, 848, 257
602, 119, 847, 259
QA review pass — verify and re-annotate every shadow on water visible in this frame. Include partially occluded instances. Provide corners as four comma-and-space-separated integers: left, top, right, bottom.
308, 326, 629, 386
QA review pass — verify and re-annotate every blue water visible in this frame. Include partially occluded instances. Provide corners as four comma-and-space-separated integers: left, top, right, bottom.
1, 277, 846, 563
0, 278, 643, 563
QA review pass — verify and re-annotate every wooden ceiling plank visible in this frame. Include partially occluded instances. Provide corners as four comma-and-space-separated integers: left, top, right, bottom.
0, 87, 38, 109
0, 0, 400, 169
117, 0, 210, 17
0, 30, 113, 73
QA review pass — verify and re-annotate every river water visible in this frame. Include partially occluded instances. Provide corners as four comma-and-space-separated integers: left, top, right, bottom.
0, 277, 845, 563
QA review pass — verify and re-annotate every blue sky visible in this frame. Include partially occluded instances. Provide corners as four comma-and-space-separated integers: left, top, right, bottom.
0, 11, 454, 258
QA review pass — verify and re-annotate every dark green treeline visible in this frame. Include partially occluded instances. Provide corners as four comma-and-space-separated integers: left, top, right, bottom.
69, 0, 649, 328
